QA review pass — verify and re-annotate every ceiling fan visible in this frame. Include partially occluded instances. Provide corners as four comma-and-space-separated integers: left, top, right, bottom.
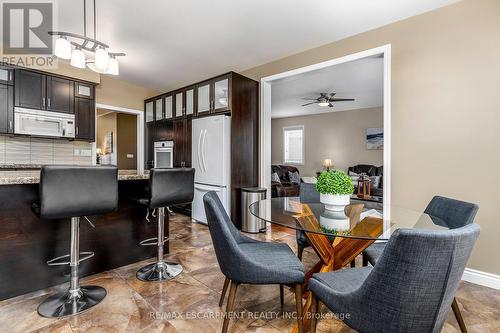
301, 93, 355, 108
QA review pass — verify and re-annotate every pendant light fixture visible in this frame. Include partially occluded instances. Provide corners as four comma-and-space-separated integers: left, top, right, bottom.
49, 0, 125, 75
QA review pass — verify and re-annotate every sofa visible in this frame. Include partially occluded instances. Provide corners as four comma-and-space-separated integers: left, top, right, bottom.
271, 165, 301, 198
348, 164, 384, 197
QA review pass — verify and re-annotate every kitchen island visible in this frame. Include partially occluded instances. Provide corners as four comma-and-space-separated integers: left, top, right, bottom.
0, 168, 161, 300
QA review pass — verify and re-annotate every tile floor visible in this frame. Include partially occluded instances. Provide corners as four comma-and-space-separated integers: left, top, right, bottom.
0, 214, 499, 333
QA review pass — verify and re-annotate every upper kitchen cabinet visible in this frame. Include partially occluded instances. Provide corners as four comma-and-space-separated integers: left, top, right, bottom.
46, 76, 74, 113
145, 100, 154, 123
196, 80, 211, 116
155, 97, 164, 121
0, 84, 14, 134
185, 87, 195, 117
0, 65, 14, 85
212, 74, 230, 113
74, 82, 94, 99
75, 97, 95, 141
164, 94, 173, 120
14, 69, 46, 110
174, 90, 184, 118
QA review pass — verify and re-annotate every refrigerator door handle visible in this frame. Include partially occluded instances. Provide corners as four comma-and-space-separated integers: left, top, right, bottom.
202, 129, 208, 173
197, 129, 204, 172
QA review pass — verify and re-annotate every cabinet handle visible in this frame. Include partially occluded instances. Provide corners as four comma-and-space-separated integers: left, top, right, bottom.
9, 120, 12, 131
42, 98, 45, 108
47, 98, 51, 108
76, 127, 79, 136
9, 71, 12, 82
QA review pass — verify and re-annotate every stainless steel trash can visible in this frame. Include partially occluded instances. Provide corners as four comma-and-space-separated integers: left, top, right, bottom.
241, 187, 267, 233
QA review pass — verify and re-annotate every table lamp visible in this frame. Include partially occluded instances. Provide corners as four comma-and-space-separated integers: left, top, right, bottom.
323, 159, 333, 171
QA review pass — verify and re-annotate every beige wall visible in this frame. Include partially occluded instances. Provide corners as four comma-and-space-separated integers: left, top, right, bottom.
272, 108, 383, 177
96, 75, 159, 111
96, 112, 117, 160
243, 0, 500, 275
116, 113, 137, 170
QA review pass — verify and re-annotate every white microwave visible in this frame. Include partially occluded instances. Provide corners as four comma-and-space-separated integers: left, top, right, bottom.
14, 108, 75, 138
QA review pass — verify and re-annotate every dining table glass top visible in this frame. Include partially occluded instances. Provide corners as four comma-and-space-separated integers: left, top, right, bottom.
249, 197, 452, 241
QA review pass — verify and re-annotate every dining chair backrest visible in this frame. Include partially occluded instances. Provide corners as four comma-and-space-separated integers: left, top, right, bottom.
357, 224, 480, 333
203, 191, 245, 279
424, 195, 479, 229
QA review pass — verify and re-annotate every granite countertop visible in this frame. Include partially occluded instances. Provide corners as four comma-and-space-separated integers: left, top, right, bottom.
0, 169, 149, 185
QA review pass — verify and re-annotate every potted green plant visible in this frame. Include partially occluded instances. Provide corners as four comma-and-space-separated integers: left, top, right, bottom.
316, 170, 354, 211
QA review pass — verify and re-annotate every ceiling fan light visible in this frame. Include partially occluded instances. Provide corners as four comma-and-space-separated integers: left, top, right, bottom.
70, 48, 86, 68
94, 47, 110, 72
318, 102, 329, 107
107, 56, 119, 75
54, 37, 72, 59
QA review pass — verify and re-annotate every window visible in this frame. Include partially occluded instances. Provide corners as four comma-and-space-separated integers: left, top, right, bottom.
283, 125, 304, 165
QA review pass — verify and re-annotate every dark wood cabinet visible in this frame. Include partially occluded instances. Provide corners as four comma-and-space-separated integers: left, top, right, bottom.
14, 69, 46, 110
173, 118, 192, 167
46, 76, 74, 113
74, 82, 94, 99
0, 66, 14, 85
145, 121, 156, 169
75, 97, 95, 141
0, 84, 14, 134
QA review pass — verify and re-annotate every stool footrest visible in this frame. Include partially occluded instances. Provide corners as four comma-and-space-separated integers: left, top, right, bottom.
46, 251, 95, 266
139, 237, 169, 247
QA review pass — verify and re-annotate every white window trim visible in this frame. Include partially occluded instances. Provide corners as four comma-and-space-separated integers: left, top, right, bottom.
282, 125, 304, 165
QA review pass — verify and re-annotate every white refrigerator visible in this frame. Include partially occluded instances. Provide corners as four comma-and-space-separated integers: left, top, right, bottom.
191, 115, 231, 224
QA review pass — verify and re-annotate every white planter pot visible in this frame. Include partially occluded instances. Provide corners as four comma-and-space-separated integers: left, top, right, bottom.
319, 210, 351, 232
320, 193, 350, 212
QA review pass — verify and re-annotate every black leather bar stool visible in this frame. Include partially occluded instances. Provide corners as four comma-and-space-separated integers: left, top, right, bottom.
32, 166, 118, 318
136, 168, 194, 282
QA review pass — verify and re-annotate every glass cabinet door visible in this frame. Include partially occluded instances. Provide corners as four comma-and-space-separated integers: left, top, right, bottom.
185, 89, 194, 116
175, 92, 183, 117
213, 77, 229, 111
165, 95, 173, 119
155, 98, 163, 120
197, 82, 211, 114
145, 101, 154, 123
0, 67, 13, 85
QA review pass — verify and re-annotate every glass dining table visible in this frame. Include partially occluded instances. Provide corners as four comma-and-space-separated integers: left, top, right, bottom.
249, 197, 452, 333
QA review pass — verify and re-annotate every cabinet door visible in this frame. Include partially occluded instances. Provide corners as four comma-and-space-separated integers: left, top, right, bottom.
196, 81, 211, 115
145, 100, 154, 123
164, 95, 173, 120
46, 76, 74, 113
75, 82, 94, 99
155, 97, 163, 121
185, 88, 194, 117
173, 119, 185, 167
174, 91, 184, 118
0, 84, 14, 134
0, 66, 14, 85
75, 97, 95, 141
145, 121, 156, 169
213, 75, 230, 113
184, 118, 192, 167
15, 70, 46, 109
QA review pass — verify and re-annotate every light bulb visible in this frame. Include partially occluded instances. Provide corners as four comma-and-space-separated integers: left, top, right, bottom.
107, 56, 119, 75
318, 102, 329, 107
54, 37, 71, 59
70, 48, 86, 68
94, 48, 110, 72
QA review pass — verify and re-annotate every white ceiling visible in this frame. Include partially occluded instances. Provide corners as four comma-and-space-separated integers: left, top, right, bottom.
55, 0, 459, 91
271, 56, 383, 118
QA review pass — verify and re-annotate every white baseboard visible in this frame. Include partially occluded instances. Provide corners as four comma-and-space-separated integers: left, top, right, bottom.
462, 268, 500, 290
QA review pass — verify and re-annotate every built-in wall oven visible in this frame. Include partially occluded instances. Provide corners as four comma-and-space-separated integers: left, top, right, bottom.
14, 107, 75, 138
154, 141, 174, 168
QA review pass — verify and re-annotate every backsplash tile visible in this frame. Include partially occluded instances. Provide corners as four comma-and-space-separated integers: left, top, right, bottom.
0, 136, 92, 166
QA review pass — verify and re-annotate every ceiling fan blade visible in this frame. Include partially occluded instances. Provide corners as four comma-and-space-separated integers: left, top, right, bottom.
329, 92, 337, 97
330, 98, 355, 102
301, 102, 317, 107
328, 103, 334, 107
301, 98, 319, 100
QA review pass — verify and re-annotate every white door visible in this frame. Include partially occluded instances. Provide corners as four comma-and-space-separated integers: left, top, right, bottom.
192, 183, 229, 224
192, 116, 227, 186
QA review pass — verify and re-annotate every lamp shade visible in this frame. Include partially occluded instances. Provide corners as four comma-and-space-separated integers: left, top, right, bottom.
94, 48, 110, 72
323, 159, 333, 168
70, 48, 86, 68
54, 37, 72, 59
106, 56, 119, 75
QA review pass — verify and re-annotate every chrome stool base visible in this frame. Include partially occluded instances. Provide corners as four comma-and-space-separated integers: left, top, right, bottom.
136, 262, 183, 282
37, 285, 106, 318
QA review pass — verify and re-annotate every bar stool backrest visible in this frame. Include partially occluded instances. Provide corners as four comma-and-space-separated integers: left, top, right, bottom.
149, 168, 195, 209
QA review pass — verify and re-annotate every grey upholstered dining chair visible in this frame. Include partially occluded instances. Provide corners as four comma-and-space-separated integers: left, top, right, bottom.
296, 182, 320, 259
362, 195, 479, 333
308, 223, 480, 333
203, 191, 305, 333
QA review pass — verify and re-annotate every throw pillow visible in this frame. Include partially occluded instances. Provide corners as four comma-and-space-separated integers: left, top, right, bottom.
288, 171, 300, 184
349, 171, 360, 187
271, 172, 281, 183
301, 176, 317, 184
370, 176, 381, 188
